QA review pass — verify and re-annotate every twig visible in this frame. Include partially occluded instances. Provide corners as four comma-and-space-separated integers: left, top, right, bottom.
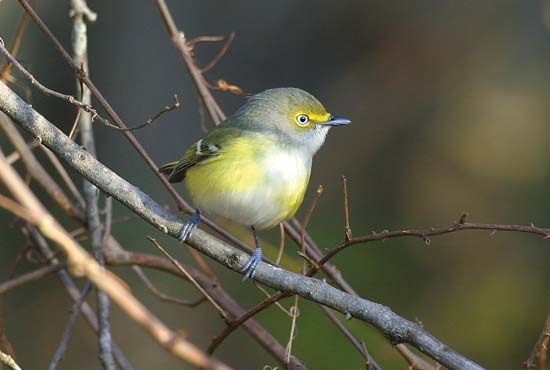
154, 0, 225, 125
360, 341, 378, 370
0, 349, 22, 370
140, 94, 180, 129
48, 282, 93, 370
147, 237, 227, 318
208, 292, 291, 354
39, 145, 85, 208
285, 295, 300, 368
0, 113, 83, 220
203, 79, 244, 95
199, 32, 235, 73
397, 344, 436, 370
319, 306, 382, 370
70, 3, 116, 367
316, 212, 550, 268
342, 175, 352, 241
102, 196, 113, 247
299, 185, 323, 266
276, 223, 286, 265
0, 0, 35, 82
0, 193, 34, 221
253, 283, 292, 316
0, 41, 176, 132
0, 264, 65, 294
523, 311, 550, 369
68, 107, 82, 139
4, 141, 39, 164
0, 81, 484, 370
132, 266, 206, 307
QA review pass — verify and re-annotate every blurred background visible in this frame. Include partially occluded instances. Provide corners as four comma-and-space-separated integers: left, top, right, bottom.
1, 0, 550, 369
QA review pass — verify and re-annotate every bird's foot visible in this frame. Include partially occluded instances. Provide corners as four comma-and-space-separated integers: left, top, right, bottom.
178, 209, 201, 242
240, 247, 262, 280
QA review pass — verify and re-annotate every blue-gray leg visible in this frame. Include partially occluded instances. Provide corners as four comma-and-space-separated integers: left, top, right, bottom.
240, 226, 263, 280
178, 208, 201, 242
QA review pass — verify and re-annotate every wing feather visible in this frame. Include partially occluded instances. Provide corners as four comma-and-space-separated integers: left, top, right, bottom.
159, 127, 242, 183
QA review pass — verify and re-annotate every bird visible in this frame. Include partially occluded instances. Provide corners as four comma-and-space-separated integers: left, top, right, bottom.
159, 87, 350, 279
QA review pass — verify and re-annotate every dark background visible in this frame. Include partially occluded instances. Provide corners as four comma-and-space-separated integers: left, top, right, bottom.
1, 1, 550, 369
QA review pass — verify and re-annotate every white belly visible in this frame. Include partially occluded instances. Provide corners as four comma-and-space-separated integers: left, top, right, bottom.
192, 150, 311, 229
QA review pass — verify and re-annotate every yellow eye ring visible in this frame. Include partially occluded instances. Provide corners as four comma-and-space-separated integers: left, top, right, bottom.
296, 114, 309, 126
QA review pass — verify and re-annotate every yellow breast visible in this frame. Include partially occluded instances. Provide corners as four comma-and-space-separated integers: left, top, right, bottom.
184, 134, 310, 229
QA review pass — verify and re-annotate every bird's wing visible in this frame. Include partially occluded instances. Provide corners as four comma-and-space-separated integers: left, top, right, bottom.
159, 127, 242, 183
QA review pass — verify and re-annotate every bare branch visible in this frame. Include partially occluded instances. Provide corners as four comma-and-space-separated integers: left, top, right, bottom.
319, 306, 382, 370
0, 80, 483, 370
316, 212, 550, 268
342, 175, 352, 242
0, 0, 35, 83
132, 266, 206, 307
0, 349, 22, 370
154, 0, 226, 125
209, 292, 291, 354
48, 282, 93, 370
285, 295, 300, 368
69, 2, 116, 367
524, 311, 550, 369
0, 264, 65, 294
147, 237, 226, 317
199, 32, 235, 73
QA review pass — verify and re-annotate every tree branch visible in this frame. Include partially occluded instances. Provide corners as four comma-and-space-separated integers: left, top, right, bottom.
0, 80, 483, 370
0, 264, 64, 294
524, 311, 550, 369
316, 212, 550, 268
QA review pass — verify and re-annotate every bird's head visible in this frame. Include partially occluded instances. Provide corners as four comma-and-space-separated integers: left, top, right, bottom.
232, 87, 350, 154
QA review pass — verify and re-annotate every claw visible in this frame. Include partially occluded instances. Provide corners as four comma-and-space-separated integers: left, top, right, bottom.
240, 247, 262, 280
178, 209, 201, 242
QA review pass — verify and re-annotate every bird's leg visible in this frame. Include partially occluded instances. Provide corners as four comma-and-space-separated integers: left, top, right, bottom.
240, 226, 263, 280
178, 208, 201, 242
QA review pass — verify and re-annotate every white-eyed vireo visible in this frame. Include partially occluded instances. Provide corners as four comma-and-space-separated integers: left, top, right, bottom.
160, 87, 350, 279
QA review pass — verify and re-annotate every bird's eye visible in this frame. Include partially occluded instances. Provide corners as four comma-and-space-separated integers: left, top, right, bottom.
295, 114, 309, 126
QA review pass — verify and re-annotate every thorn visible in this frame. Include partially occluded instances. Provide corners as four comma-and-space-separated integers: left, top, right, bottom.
459, 212, 468, 224
490, 230, 497, 236
344, 311, 352, 320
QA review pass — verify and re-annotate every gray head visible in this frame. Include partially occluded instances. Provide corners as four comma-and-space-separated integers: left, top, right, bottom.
230, 87, 350, 155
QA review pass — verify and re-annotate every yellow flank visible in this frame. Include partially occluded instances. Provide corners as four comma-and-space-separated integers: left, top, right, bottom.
184, 134, 310, 229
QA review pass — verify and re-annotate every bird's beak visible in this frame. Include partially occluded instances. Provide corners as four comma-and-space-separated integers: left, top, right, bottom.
321, 115, 351, 126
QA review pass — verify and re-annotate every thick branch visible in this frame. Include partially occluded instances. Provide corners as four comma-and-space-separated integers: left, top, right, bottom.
0, 80, 483, 370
